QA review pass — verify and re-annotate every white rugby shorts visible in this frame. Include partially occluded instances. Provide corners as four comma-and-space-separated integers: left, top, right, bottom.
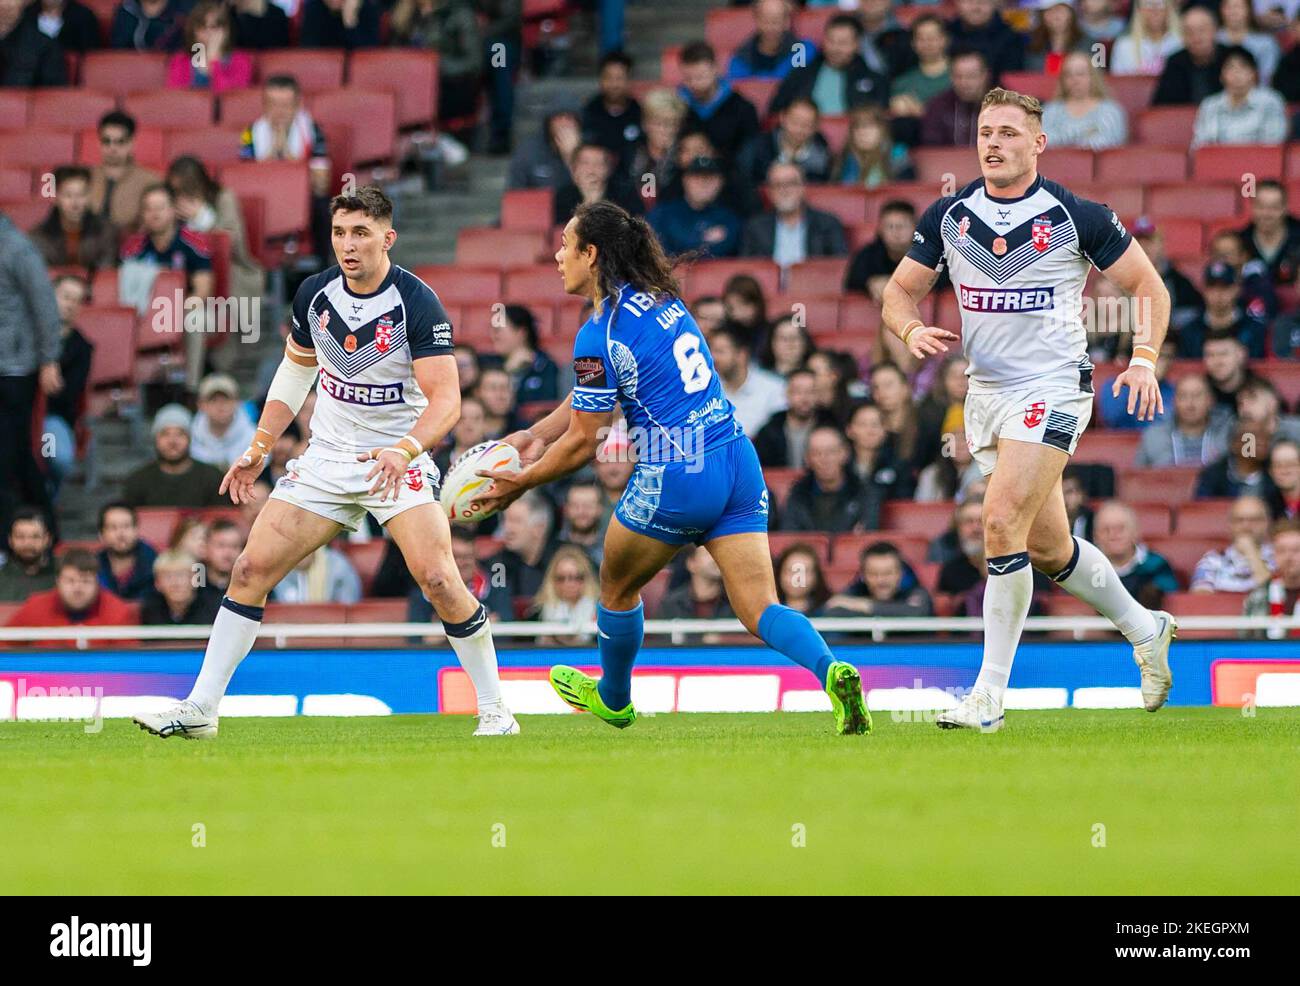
269, 447, 443, 531
964, 384, 1093, 476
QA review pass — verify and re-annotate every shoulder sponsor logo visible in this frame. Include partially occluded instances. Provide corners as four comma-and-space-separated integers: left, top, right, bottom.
1110, 211, 1126, 236
431, 321, 452, 348
958, 284, 1055, 312
913, 230, 925, 244
574, 355, 607, 388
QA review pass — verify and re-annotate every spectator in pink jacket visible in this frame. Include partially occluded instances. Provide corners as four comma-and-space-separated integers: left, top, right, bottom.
165, 0, 252, 95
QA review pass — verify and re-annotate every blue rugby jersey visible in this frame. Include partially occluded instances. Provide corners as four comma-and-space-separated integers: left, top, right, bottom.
569, 284, 743, 464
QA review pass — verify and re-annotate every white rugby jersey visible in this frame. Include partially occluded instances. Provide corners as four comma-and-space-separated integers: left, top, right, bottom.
907, 175, 1132, 393
290, 264, 453, 460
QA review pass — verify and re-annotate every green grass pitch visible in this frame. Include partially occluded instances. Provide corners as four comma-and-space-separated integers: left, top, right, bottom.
1, 708, 1295, 895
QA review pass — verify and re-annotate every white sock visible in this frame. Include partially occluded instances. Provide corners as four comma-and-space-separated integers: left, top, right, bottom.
976, 552, 1034, 706
187, 599, 263, 715
444, 604, 503, 711
1050, 537, 1158, 646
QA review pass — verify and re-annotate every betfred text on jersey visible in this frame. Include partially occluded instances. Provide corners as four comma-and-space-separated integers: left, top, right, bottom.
318, 368, 404, 406
959, 285, 1055, 313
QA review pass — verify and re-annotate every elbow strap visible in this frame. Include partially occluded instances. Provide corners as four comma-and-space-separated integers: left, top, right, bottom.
266, 354, 318, 414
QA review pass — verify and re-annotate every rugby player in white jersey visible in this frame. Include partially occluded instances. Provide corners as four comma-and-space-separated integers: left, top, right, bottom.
883, 88, 1176, 732
133, 186, 517, 738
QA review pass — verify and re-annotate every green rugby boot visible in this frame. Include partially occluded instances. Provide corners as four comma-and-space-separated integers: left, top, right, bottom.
825, 661, 872, 735
549, 665, 637, 729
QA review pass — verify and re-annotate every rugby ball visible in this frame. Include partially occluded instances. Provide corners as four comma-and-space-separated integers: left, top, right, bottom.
441, 440, 522, 524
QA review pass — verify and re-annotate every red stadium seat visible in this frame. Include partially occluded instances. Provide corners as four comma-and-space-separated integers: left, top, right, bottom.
639, 570, 672, 618
1250, 360, 1300, 408
348, 49, 439, 129
454, 303, 498, 347
767, 532, 831, 566
678, 258, 780, 299
90, 267, 118, 305
344, 599, 408, 646
833, 532, 930, 573
455, 227, 547, 267
218, 161, 309, 240
29, 88, 116, 130
77, 124, 165, 172
0, 167, 30, 198
1117, 467, 1200, 506
1287, 144, 1300, 180
802, 185, 867, 226
1094, 146, 1188, 183
1173, 499, 1235, 536
786, 258, 849, 297
123, 90, 215, 129
78, 306, 137, 390
818, 114, 849, 154
1135, 106, 1197, 144
794, 6, 835, 39
1074, 430, 1141, 470
0, 90, 28, 128
837, 293, 882, 332
82, 0, 116, 40
1147, 183, 1241, 221
503, 264, 571, 305
769, 295, 838, 334
1118, 501, 1173, 538
1163, 590, 1249, 639
880, 500, 956, 534
411, 265, 501, 305
340, 540, 388, 595
135, 508, 181, 547
1071, 182, 1144, 217
310, 89, 396, 165
1124, 216, 1202, 261
864, 184, 934, 224
1106, 75, 1159, 117
163, 127, 246, 168
81, 52, 168, 95
256, 49, 344, 92
218, 87, 263, 127
998, 72, 1057, 102
1145, 536, 1224, 587
234, 194, 272, 269
705, 7, 755, 56
911, 146, 980, 185
734, 79, 779, 118
1192, 145, 1284, 183
660, 45, 682, 86
500, 188, 555, 232
762, 467, 801, 506
133, 269, 187, 358
0, 130, 76, 169
813, 330, 874, 364
0, 199, 48, 231
263, 603, 346, 646
1038, 147, 1094, 184
553, 297, 587, 337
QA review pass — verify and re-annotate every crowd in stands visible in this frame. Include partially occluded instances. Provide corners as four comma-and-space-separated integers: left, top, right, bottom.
4, 0, 1300, 642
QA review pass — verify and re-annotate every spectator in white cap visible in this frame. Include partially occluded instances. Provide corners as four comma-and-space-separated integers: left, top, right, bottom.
121, 404, 227, 508
191, 373, 256, 470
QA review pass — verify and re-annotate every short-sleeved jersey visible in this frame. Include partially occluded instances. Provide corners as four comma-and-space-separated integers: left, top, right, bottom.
907, 175, 1132, 393
290, 263, 453, 460
119, 227, 212, 275
570, 284, 742, 464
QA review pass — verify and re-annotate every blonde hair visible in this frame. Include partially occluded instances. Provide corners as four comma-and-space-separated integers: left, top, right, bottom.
1124, 0, 1182, 47
642, 88, 687, 124
153, 549, 196, 575
980, 87, 1044, 127
532, 545, 598, 611
1054, 51, 1110, 101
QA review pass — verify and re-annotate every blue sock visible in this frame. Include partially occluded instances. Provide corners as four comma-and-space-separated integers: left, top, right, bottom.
595, 601, 643, 710
758, 604, 835, 685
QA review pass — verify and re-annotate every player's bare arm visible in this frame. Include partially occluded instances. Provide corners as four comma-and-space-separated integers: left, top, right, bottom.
1103, 239, 1172, 422
882, 257, 959, 360
499, 392, 573, 465
357, 353, 461, 502
475, 406, 613, 515
221, 337, 317, 504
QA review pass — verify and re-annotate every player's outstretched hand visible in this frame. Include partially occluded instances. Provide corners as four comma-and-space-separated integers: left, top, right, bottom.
357, 448, 410, 502
219, 448, 267, 505
1112, 364, 1164, 422
473, 469, 528, 516
500, 429, 546, 466
906, 325, 959, 360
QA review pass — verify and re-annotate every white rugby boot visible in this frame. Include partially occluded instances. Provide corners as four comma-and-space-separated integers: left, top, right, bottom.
1133, 611, 1176, 712
473, 705, 520, 736
935, 689, 1005, 733
133, 700, 218, 739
